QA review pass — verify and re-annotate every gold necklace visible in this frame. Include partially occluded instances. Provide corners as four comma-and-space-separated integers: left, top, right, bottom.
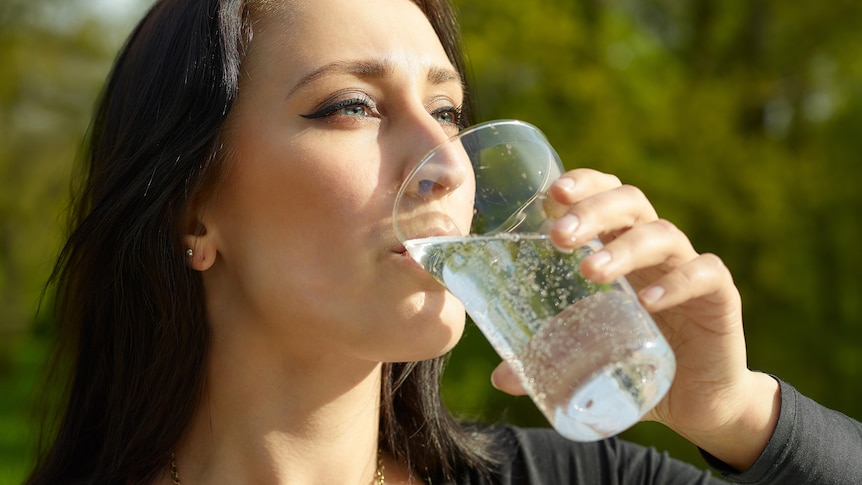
169, 451, 385, 485
169, 453, 180, 485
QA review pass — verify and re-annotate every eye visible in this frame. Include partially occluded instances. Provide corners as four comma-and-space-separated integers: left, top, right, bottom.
301, 95, 379, 120
431, 105, 464, 133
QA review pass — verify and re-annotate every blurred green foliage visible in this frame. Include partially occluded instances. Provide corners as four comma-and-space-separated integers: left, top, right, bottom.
0, 1, 141, 481
2, 0, 862, 482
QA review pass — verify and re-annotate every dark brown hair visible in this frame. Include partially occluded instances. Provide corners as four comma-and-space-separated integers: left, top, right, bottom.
26, 0, 492, 484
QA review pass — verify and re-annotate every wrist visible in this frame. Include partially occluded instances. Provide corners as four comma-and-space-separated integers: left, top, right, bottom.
685, 372, 781, 472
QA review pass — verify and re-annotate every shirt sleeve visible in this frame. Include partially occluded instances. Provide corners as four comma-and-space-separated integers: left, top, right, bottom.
701, 378, 862, 484
493, 426, 726, 484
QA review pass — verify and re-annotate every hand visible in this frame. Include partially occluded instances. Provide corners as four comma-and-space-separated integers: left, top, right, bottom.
490, 169, 780, 471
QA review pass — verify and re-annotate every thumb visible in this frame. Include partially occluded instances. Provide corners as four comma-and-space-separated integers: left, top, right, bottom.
491, 361, 528, 396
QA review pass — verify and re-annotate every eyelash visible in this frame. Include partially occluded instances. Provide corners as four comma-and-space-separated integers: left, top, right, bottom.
432, 105, 465, 130
301, 96, 464, 130
300, 95, 378, 120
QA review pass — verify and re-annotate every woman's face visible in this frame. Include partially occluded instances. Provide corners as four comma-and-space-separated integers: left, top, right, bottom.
197, 0, 472, 363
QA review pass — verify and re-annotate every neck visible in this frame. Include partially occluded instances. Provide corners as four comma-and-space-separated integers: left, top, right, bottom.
174, 320, 383, 485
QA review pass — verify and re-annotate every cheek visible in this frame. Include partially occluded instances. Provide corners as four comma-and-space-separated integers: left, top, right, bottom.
205, 144, 384, 328
219, 96, 381, 233
211, 130, 388, 299
227, 133, 378, 234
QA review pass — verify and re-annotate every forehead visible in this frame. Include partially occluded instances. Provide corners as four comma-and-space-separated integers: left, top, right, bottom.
244, 0, 455, 81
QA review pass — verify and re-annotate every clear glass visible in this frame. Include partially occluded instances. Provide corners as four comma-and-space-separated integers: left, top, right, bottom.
394, 120, 675, 441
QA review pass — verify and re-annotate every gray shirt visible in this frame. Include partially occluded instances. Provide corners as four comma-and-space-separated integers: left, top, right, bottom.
447, 379, 862, 484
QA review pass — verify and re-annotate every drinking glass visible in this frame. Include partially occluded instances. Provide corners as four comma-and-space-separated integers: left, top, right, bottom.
393, 119, 676, 441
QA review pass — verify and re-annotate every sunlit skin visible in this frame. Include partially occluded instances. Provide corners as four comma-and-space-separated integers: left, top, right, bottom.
196, 6, 470, 367
171, 0, 780, 482
178, 0, 470, 483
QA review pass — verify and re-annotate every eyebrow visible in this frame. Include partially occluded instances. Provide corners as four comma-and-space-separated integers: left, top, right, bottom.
288, 59, 462, 96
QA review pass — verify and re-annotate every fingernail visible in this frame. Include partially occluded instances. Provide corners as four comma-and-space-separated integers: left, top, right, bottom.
640, 285, 666, 304
555, 214, 580, 241
587, 250, 611, 268
554, 177, 576, 193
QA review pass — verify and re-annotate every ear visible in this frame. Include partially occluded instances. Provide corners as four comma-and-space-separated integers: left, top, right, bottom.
181, 209, 217, 272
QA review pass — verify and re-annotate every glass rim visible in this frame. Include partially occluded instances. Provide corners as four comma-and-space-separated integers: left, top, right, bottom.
418, 118, 545, 165
393, 119, 554, 242
402, 118, 547, 196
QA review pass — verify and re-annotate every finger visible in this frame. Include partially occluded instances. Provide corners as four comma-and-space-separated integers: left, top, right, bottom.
490, 361, 528, 396
579, 218, 697, 284
638, 252, 740, 317
549, 184, 659, 251
550, 168, 622, 205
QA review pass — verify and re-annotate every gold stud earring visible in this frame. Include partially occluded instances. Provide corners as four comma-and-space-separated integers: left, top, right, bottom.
185, 248, 194, 258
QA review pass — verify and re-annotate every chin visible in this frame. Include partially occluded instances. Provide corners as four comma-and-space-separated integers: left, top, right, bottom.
389, 296, 467, 362
437, 303, 468, 352
425, 315, 466, 358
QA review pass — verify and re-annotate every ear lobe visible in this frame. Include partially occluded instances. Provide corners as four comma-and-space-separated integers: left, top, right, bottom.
183, 220, 216, 272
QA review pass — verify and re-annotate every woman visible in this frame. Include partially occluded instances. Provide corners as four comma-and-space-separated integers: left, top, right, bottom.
27, 0, 861, 483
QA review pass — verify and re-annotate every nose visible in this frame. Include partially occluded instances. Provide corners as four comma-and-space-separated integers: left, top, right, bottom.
403, 142, 470, 201
394, 127, 473, 242
392, 109, 476, 242
400, 118, 470, 202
